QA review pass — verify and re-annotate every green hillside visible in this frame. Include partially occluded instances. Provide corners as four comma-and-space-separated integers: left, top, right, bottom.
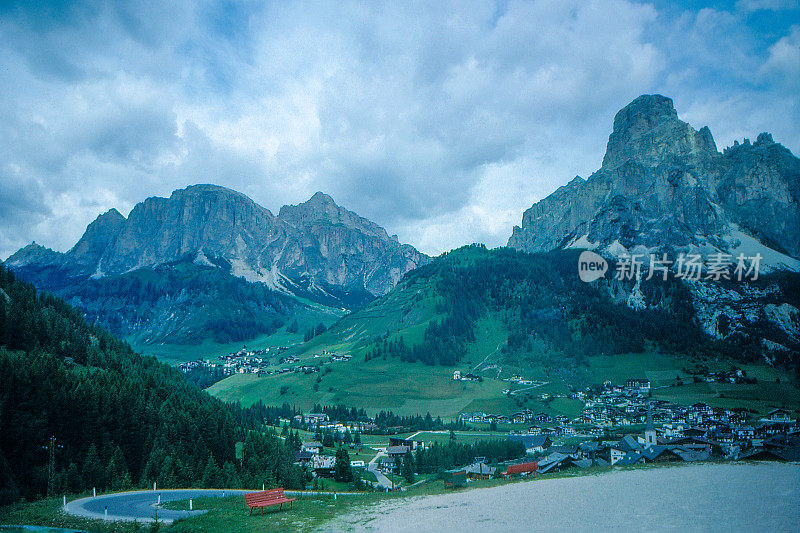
209, 246, 800, 418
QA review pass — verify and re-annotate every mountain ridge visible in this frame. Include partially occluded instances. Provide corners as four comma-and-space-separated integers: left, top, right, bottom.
6, 184, 429, 297
4, 185, 429, 346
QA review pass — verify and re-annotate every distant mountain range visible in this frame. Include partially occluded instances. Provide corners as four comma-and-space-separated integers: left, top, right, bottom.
508, 94, 800, 271
4, 186, 428, 345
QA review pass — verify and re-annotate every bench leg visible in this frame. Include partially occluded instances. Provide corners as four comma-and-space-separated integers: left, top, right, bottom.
279, 502, 283, 511
290, 501, 293, 510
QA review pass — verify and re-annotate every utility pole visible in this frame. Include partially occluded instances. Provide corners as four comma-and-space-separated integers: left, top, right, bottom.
44, 435, 61, 498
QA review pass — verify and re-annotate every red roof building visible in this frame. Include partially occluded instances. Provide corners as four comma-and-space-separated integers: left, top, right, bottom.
503, 461, 538, 476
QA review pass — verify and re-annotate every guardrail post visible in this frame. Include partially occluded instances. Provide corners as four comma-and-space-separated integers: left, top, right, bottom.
189, 499, 193, 511
92, 487, 96, 498
104, 506, 107, 519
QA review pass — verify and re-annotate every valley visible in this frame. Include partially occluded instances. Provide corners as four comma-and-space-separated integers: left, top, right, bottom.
3, 1, 800, 529
207, 348, 800, 420
5, 94, 799, 429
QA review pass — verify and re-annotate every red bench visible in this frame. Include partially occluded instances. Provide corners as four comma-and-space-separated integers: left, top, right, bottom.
244, 488, 297, 515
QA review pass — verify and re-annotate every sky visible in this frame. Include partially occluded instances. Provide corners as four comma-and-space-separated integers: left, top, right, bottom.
0, 0, 798, 260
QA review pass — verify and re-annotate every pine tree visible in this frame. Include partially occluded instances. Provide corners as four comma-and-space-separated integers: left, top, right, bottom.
333, 447, 352, 483
82, 443, 104, 489
224, 461, 244, 488
201, 455, 223, 488
402, 452, 415, 484
107, 446, 131, 490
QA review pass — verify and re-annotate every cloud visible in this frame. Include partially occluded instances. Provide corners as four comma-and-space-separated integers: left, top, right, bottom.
0, 0, 799, 259
736, 0, 799, 13
762, 25, 800, 85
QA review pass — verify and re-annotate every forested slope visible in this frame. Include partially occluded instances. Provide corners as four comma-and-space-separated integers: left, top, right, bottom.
0, 265, 303, 504
333, 246, 799, 372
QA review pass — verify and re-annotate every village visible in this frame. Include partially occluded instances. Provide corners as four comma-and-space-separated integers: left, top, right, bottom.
177, 347, 800, 485
281, 373, 799, 490
178, 347, 352, 377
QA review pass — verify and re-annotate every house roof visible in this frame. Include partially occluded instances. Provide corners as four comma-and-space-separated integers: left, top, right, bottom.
311, 455, 336, 468
615, 451, 644, 466
641, 445, 669, 461
464, 463, 497, 476
504, 462, 538, 475
538, 452, 568, 466
671, 448, 711, 462
777, 445, 800, 462
506, 434, 550, 448
767, 408, 791, 415
614, 435, 642, 452
386, 445, 410, 455
572, 459, 592, 469
537, 453, 588, 473
549, 445, 578, 456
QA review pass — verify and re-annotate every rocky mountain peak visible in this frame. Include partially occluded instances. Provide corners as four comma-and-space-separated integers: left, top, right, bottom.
4, 242, 61, 268
67, 208, 127, 270
755, 132, 774, 146
307, 190, 337, 206
602, 94, 717, 170
170, 183, 253, 202
279, 192, 388, 239
611, 94, 678, 135
283, 191, 345, 221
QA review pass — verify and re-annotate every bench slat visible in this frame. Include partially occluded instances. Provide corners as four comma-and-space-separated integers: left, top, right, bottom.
245, 488, 297, 511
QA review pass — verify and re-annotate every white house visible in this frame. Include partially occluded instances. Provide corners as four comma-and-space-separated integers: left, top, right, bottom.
301, 441, 322, 454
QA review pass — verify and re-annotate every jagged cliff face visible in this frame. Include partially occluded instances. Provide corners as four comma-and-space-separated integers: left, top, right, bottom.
508, 94, 800, 266
6, 185, 428, 298
277, 192, 427, 296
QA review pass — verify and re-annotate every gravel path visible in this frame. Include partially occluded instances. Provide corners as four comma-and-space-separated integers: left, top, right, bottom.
325, 462, 800, 532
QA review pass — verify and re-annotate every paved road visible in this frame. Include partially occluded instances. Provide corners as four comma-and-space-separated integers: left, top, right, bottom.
367, 447, 396, 490
66, 489, 248, 524
65, 488, 366, 524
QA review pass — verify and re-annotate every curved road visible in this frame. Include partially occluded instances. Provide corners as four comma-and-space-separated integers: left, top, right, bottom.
65, 488, 366, 524
66, 489, 248, 524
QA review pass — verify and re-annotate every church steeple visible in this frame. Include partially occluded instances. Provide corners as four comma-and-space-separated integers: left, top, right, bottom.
644, 403, 657, 448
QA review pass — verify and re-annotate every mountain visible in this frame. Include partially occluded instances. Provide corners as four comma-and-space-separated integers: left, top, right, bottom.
508, 94, 800, 269
4, 185, 428, 346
